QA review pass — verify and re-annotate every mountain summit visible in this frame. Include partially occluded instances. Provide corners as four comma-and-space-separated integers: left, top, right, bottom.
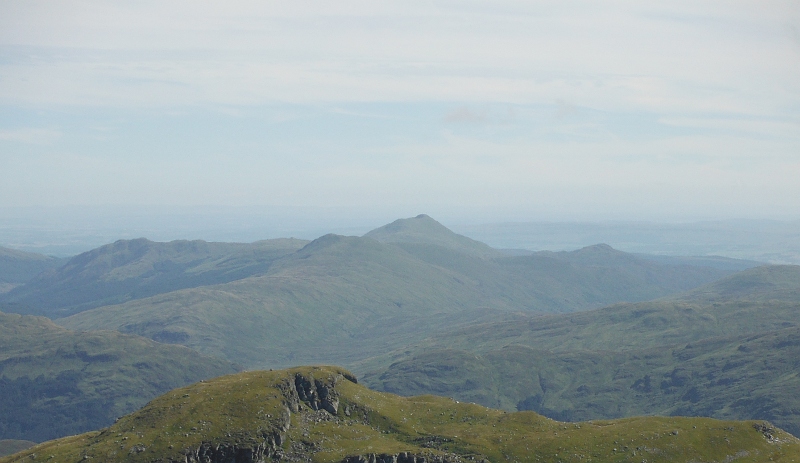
364, 214, 500, 258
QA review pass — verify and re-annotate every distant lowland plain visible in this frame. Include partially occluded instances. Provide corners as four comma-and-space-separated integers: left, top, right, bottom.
1, 214, 799, 462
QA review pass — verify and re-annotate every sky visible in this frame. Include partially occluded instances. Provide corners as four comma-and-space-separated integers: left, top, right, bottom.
1, 0, 799, 229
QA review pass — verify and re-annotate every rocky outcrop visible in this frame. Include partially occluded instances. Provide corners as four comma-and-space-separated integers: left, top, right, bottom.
341, 452, 466, 463
179, 370, 358, 463
282, 370, 355, 415
181, 438, 281, 463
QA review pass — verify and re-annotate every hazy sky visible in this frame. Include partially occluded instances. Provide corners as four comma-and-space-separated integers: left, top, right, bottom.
2, 1, 799, 224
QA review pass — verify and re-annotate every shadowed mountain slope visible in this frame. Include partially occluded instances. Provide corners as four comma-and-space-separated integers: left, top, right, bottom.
360, 265, 800, 436
634, 253, 762, 272
3, 366, 797, 463
367, 326, 800, 437
383, 265, 800, 356
0, 247, 64, 294
1, 238, 308, 317
675, 264, 800, 303
0, 311, 239, 442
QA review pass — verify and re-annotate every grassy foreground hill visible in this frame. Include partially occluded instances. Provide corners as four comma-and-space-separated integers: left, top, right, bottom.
57, 216, 741, 368
0, 311, 239, 442
0, 441, 34, 458
3, 366, 797, 463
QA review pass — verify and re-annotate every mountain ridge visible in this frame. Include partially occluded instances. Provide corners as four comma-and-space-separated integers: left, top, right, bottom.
0, 238, 309, 317
57, 232, 741, 368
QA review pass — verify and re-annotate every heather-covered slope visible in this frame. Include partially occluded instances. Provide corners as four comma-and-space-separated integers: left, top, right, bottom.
0, 311, 239, 442
3, 367, 797, 463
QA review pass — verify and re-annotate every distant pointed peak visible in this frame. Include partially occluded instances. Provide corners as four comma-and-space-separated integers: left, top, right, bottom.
576, 243, 617, 252
364, 215, 499, 257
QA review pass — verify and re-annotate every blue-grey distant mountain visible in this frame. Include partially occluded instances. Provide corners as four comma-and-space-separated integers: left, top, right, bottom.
56, 216, 744, 369
0, 246, 65, 295
365, 214, 501, 258
1, 238, 308, 318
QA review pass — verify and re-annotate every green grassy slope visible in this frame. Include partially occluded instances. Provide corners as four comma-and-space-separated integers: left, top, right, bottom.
0, 311, 239, 442
3, 367, 797, 463
0, 441, 34, 458
0, 246, 64, 294
1, 238, 308, 317
367, 326, 800, 436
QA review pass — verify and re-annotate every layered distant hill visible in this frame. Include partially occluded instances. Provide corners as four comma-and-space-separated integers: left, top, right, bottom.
0, 238, 308, 317
3, 366, 797, 463
0, 246, 65, 295
0, 311, 239, 442
29, 215, 746, 368
363, 265, 800, 436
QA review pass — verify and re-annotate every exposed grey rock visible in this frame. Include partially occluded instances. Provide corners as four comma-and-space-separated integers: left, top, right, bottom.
341, 452, 465, 463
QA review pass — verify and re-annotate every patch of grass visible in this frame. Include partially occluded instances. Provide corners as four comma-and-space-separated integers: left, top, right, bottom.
0, 441, 35, 457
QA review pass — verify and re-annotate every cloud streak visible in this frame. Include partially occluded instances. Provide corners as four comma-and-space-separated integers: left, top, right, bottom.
0, 1, 798, 221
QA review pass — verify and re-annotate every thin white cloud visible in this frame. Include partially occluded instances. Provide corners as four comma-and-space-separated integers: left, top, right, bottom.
660, 116, 800, 140
0, 127, 61, 144
0, 1, 797, 115
1, 1, 798, 220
